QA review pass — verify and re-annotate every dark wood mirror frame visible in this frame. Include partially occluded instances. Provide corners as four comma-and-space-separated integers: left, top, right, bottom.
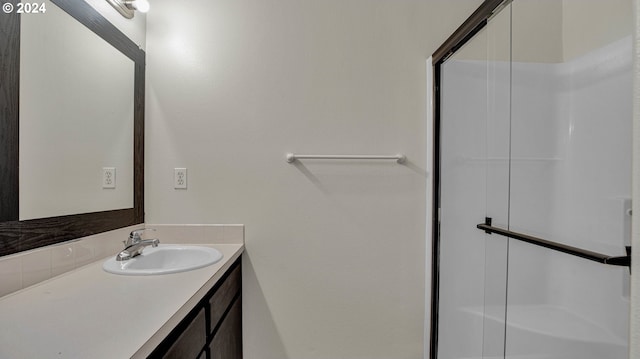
0, 0, 144, 257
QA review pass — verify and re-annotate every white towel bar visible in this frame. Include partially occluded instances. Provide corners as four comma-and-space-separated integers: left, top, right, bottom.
286, 153, 406, 164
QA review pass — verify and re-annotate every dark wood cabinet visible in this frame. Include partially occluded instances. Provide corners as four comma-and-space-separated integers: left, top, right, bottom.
164, 309, 207, 359
210, 295, 242, 359
149, 258, 242, 359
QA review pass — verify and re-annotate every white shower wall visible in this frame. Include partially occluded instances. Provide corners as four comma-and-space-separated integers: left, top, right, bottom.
508, 36, 631, 345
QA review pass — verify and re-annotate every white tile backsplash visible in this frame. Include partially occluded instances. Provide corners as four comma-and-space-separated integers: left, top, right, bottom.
21, 248, 51, 288
0, 224, 243, 297
51, 244, 75, 277
144, 224, 245, 245
146, 224, 222, 244
222, 225, 244, 244
0, 256, 22, 297
73, 241, 95, 268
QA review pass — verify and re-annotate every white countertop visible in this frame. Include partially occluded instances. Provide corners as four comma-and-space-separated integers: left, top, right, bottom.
0, 243, 243, 359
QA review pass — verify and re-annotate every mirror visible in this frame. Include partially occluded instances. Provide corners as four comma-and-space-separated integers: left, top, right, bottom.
0, 0, 144, 256
20, 0, 134, 220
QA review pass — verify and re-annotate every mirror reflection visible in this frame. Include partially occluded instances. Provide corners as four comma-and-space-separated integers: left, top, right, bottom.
19, 0, 134, 220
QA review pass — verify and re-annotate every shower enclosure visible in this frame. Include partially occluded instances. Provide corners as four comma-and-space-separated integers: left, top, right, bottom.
430, 0, 632, 358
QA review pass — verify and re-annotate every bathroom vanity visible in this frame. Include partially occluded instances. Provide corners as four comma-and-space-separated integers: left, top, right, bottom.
149, 256, 242, 359
0, 243, 243, 358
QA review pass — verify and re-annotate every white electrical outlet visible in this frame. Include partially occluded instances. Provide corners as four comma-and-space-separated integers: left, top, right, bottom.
103, 167, 116, 189
174, 168, 187, 189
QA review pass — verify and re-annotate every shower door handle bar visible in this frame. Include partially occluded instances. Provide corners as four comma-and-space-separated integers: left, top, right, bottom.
286, 153, 407, 164
477, 219, 631, 267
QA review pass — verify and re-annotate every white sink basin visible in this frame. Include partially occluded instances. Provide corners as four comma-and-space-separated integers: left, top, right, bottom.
103, 245, 223, 275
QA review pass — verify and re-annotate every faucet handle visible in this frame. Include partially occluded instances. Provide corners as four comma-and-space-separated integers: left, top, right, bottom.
127, 228, 156, 245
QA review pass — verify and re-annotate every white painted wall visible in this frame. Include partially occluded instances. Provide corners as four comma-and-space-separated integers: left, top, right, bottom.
562, 0, 631, 62
631, 1, 640, 358
145, 0, 480, 358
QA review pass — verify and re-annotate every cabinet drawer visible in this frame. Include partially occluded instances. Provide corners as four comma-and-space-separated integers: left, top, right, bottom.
163, 308, 206, 359
209, 264, 241, 334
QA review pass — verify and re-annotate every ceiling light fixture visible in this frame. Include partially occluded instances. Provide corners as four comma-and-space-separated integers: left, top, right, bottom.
106, 0, 150, 19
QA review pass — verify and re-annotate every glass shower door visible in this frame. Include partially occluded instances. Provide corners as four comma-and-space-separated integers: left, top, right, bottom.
435, 0, 632, 358
504, 1, 632, 358
438, 26, 490, 358
437, 4, 511, 358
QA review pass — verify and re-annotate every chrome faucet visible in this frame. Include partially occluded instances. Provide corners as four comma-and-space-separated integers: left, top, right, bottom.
116, 229, 160, 261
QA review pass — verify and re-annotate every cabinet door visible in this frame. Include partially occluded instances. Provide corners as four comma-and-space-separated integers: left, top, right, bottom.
163, 309, 206, 359
209, 296, 242, 359
209, 264, 241, 335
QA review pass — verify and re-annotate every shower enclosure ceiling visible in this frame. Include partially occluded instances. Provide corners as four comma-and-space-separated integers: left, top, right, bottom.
432, 0, 632, 358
